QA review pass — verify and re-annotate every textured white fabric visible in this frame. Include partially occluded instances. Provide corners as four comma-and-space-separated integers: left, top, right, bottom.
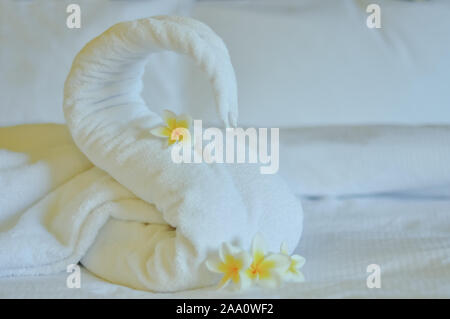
0, 0, 194, 126
186, 0, 450, 127
1, 195, 449, 298
278, 125, 450, 196
4, 0, 449, 128
0, 16, 303, 292
0, 125, 302, 292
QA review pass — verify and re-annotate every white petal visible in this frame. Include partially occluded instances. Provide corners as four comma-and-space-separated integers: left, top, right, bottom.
217, 276, 232, 289
162, 109, 177, 122
223, 242, 241, 257
205, 255, 223, 273
265, 254, 291, 273
280, 242, 289, 255
237, 271, 252, 291
177, 114, 192, 127
252, 233, 267, 257
150, 126, 168, 138
292, 255, 306, 268
291, 271, 305, 283
237, 251, 252, 269
218, 243, 227, 261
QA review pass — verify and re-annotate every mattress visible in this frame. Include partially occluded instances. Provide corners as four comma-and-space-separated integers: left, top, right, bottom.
1, 195, 449, 298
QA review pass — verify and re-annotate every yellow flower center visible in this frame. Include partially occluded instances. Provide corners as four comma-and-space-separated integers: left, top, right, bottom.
288, 259, 297, 274
247, 255, 276, 280
217, 255, 244, 286
171, 127, 184, 141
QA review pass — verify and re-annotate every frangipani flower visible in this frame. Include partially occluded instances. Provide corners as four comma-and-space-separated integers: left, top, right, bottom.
206, 243, 252, 290
150, 110, 192, 146
245, 234, 290, 288
206, 235, 305, 291
280, 242, 306, 283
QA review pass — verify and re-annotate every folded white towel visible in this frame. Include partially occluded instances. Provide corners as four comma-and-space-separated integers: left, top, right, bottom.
0, 16, 303, 292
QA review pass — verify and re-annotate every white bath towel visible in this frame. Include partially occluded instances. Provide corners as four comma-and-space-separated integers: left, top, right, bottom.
0, 16, 303, 292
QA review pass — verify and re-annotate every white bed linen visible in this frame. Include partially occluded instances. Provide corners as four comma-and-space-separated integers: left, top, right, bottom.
0, 0, 194, 126
186, 0, 450, 128
1, 195, 449, 298
278, 125, 450, 196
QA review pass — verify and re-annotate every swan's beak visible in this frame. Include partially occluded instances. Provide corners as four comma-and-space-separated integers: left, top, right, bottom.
228, 111, 238, 128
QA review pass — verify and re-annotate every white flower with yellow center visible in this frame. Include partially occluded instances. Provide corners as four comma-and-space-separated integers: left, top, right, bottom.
245, 234, 290, 288
206, 243, 252, 290
150, 110, 192, 146
280, 242, 306, 283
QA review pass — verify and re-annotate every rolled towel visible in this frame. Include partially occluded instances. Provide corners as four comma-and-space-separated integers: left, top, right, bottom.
61, 16, 303, 291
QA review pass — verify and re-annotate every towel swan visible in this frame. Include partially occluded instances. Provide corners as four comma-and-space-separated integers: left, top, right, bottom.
0, 16, 302, 292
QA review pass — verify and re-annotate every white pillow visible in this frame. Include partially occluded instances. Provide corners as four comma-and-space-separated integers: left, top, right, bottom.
0, 0, 194, 126
186, 0, 450, 127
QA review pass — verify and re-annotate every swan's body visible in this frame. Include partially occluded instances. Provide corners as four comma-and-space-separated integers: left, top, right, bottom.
60, 16, 303, 291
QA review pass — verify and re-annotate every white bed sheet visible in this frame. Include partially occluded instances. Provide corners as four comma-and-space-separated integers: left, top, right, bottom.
1, 195, 449, 298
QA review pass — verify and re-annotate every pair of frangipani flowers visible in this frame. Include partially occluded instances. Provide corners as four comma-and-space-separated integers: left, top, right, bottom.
206, 234, 306, 291
151, 110, 306, 290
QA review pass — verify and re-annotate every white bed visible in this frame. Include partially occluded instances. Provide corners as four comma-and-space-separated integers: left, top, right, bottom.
1, 0, 450, 298
1, 195, 449, 298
